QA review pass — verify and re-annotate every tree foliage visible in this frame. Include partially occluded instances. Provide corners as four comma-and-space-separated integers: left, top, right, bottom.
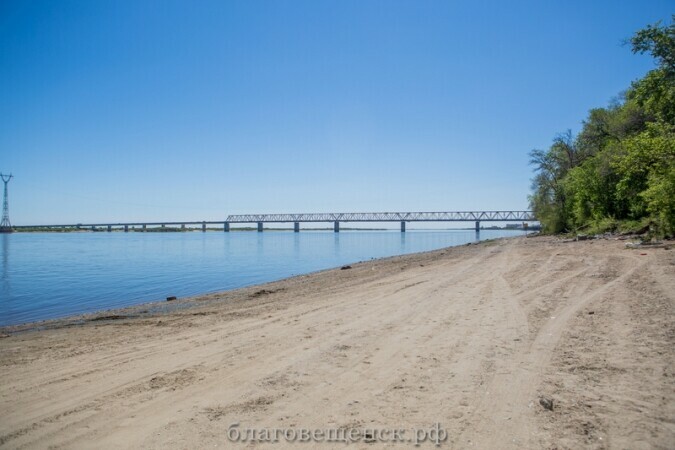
530, 17, 675, 236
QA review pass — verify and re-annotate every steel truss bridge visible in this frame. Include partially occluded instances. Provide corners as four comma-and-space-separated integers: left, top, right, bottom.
14, 211, 536, 233
227, 211, 535, 232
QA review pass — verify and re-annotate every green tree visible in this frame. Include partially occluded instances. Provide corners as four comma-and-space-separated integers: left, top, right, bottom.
628, 15, 675, 123
613, 122, 675, 232
529, 131, 579, 232
630, 15, 675, 75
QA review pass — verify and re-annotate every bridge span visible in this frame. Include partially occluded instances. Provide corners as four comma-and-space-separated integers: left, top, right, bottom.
14, 211, 536, 233
227, 211, 534, 232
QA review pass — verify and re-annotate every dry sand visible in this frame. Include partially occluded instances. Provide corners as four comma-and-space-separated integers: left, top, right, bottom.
0, 236, 673, 449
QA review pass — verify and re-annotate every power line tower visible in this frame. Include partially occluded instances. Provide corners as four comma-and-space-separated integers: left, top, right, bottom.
0, 173, 13, 233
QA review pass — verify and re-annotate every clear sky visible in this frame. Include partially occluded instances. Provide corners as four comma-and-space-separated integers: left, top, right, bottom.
1, 0, 672, 225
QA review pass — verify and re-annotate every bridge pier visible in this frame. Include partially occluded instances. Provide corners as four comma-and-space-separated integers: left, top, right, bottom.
475, 221, 480, 232
181, 224, 186, 230
257, 222, 263, 232
294, 222, 299, 232
334, 221, 340, 233
124, 225, 129, 232
142, 224, 146, 232
202, 222, 206, 232
224, 222, 230, 232
401, 221, 406, 232
107, 225, 112, 232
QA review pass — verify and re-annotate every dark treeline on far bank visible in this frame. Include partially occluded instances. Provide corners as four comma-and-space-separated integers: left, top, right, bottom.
530, 17, 675, 237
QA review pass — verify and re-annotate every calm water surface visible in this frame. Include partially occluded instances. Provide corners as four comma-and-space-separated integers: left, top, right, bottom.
0, 230, 525, 326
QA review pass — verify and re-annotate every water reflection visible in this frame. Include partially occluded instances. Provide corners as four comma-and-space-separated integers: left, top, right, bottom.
1, 234, 9, 301
293, 233, 300, 257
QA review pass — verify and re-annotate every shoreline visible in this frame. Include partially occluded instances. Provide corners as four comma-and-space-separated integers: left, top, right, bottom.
1, 235, 672, 448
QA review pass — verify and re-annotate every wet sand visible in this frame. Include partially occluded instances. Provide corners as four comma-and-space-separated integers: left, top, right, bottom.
0, 236, 673, 449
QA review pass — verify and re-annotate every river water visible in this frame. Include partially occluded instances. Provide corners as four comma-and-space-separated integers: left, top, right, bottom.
0, 229, 526, 326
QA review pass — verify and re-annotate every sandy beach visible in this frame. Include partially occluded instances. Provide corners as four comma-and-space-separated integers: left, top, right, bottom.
0, 236, 673, 449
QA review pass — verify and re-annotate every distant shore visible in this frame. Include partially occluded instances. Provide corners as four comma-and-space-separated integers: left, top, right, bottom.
9, 226, 389, 232
1, 236, 672, 449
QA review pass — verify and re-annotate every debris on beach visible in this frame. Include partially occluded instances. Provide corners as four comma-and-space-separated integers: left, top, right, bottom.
89, 315, 128, 321
166, 296, 177, 301
539, 397, 554, 411
625, 241, 670, 250
250, 289, 275, 298
340, 265, 352, 270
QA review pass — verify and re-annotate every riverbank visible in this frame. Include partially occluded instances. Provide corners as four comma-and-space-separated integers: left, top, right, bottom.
1, 236, 673, 448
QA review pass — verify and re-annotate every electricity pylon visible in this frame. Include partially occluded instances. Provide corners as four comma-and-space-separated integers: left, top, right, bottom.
0, 173, 13, 233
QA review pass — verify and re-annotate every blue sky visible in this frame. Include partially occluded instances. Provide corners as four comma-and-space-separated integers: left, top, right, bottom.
0, 0, 672, 225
